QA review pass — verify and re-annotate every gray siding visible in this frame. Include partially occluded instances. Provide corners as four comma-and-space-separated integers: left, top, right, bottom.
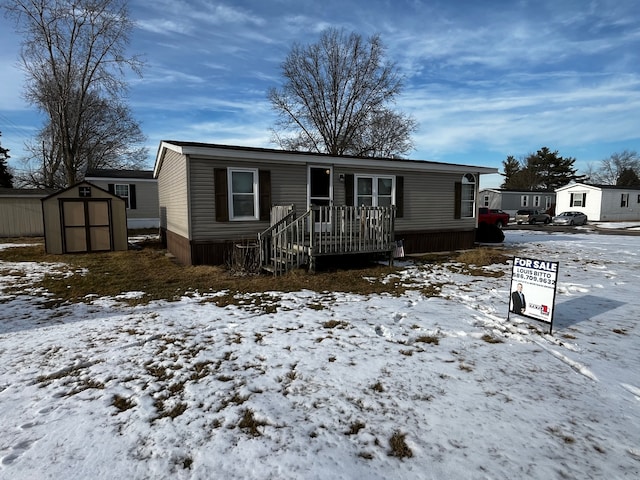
187, 158, 478, 242
189, 157, 308, 240
334, 166, 476, 231
158, 149, 190, 238
86, 178, 159, 225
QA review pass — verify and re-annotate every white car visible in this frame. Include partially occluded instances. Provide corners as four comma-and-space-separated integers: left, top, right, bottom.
552, 211, 588, 226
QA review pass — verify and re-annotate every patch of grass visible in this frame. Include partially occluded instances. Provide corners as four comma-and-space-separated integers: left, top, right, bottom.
546, 426, 576, 444
612, 328, 627, 335
180, 456, 193, 470
415, 335, 439, 345
112, 394, 136, 412
0, 241, 420, 306
238, 409, 267, 437
345, 421, 366, 436
389, 431, 413, 458
371, 381, 385, 393
322, 320, 350, 329
399, 349, 414, 356
481, 334, 503, 344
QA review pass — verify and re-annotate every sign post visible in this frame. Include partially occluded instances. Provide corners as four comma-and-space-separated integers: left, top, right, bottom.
507, 256, 559, 334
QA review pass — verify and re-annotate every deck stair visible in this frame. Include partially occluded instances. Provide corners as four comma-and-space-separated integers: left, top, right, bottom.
258, 205, 396, 275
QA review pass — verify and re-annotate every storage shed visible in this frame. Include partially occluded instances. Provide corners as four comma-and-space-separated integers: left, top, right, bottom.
41, 181, 128, 254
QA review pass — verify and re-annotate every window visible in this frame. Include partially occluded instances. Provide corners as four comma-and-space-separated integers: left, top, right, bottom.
461, 174, 475, 217
355, 175, 394, 207
534, 195, 540, 207
621, 193, 629, 208
114, 184, 130, 209
483, 195, 489, 207
521, 195, 528, 207
228, 168, 259, 220
545, 196, 552, 209
570, 192, 586, 207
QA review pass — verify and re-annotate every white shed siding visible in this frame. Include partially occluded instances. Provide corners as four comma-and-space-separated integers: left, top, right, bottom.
157, 149, 190, 238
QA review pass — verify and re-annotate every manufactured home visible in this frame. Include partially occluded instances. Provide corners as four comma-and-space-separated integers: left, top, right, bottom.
154, 141, 497, 271
85, 169, 159, 229
555, 183, 640, 222
479, 189, 555, 218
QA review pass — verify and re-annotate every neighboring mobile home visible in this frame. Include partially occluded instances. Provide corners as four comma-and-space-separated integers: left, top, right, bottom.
85, 169, 159, 229
154, 141, 497, 269
478, 189, 556, 218
555, 183, 640, 222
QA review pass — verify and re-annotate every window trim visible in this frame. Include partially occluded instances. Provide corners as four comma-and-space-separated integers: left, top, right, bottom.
570, 192, 586, 207
461, 173, 476, 218
621, 193, 629, 208
227, 168, 259, 221
114, 184, 130, 209
354, 174, 396, 207
520, 195, 528, 207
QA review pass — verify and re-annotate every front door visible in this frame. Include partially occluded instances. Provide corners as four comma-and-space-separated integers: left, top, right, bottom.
308, 166, 333, 230
61, 200, 112, 253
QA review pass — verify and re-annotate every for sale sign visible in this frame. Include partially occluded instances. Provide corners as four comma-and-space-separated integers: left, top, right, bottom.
509, 256, 559, 333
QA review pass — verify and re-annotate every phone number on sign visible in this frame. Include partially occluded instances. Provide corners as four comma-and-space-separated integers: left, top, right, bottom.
513, 271, 556, 286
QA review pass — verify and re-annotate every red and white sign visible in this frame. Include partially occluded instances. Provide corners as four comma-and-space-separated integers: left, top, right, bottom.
509, 256, 559, 332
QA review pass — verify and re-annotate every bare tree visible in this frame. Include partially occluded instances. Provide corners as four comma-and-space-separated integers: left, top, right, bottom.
269, 28, 416, 158
589, 150, 640, 185
4, 0, 146, 188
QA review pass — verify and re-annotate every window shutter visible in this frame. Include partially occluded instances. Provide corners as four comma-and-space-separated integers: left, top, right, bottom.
129, 184, 137, 210
454, 182, 462, 219
396, 176, 404, 218
583, 193, 586, 207
214, 168, 229, 222
259, 170, 271, 221
345, 174, 354, 206
108, 184, 114, 194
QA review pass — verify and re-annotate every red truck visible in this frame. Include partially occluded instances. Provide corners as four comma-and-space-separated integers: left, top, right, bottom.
478, 207, 510, 229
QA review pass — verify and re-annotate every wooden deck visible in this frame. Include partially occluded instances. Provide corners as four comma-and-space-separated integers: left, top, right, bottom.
258, 205, 396, 274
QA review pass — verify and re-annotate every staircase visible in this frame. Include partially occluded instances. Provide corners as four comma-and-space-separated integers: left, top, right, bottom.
258, 205, 397, 275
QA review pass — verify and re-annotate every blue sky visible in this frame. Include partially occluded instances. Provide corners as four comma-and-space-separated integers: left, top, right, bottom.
1, 0, 639, 188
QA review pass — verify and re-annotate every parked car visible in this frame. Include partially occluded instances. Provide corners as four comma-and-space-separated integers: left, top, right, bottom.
552, 211, 588, 226
478, 207, 510, 229
515, 209, 551, 225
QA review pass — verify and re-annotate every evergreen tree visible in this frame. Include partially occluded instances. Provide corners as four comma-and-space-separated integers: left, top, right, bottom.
617, 168, 640, 186
501, 147, 586, 190
0, 132, 14, 188
501, 155, 521, 188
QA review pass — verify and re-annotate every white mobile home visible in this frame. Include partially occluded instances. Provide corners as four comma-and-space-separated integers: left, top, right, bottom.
555, 183, 640, 222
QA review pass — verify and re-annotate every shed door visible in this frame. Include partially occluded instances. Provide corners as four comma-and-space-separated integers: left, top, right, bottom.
62, 200, 112, 253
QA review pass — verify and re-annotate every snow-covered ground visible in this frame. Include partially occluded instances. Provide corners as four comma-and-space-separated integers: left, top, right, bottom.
1, 229, 639, 479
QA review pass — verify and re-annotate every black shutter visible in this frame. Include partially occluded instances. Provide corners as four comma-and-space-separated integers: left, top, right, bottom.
396, 176, 404, 218
129, 184, 137, 210
454, 182, 462, 219
108, 183, 114, 194
345, 174, 354, 206
214, 168, 229, 222
259, 170, 271, 221
583, 193, 587, 207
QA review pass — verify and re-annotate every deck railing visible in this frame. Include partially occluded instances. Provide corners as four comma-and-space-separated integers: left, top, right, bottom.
259, 205, 396, 274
